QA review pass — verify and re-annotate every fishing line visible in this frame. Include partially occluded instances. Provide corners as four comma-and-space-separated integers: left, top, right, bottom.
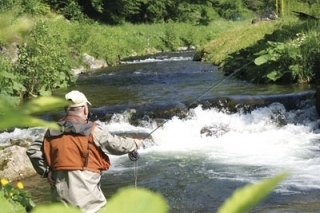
133, 161, 138, 189
129, 59, 253, 187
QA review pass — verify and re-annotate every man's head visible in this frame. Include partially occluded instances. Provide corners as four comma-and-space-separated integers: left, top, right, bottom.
65, 90, 91, 107
65, 90, 91, 119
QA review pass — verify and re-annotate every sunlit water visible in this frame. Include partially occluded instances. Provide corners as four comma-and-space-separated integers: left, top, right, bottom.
2, 52, 320, 212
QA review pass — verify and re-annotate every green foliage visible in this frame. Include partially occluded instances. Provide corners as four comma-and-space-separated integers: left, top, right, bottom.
0, 57, 25, 105
0, 96, 68, 130
217, 0, 242, 20
63, 20, 231, 63
0, 194, 27, 213
285, 1, 320, 18
104, 187, 169, 213
253, 41, 288, 82
59, 1, 86, 21
0, 0, 22, 13
0, 12, 32, 104
244, 19, 319, 84
0, 12, 34, 44
0, 179, 35, 213
160, 23, 180, 51
198, 11, 320, 84
253, 33, 316, 83
197, 20, 277, 65
31, 187, 169, 213
31, 204, 80, 213
13, 19, 75, 98
42, 0, 87, 21
0, 0, 52, 17
41, 0, 259, 24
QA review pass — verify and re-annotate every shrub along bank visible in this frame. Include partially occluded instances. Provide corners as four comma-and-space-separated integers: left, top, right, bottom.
195, 1, 320, 85
197, 17, 320, 84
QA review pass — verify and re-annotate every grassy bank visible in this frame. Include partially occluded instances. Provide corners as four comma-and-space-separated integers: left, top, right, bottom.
194, 20, 278, 65
196, 16, 320, 84
55, 19, 244, 65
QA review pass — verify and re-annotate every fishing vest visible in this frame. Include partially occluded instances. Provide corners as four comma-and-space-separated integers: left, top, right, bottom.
43, 115, 110, 174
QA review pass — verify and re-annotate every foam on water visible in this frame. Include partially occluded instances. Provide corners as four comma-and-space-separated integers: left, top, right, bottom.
148, 104, 320, 193
121, 56, 192, 64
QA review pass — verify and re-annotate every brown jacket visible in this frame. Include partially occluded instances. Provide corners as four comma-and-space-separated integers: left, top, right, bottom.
43, 115, 110, 174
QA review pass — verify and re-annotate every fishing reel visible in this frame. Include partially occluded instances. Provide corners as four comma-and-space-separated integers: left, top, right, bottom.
87, 112, 98, 122
128, 150, 139, 161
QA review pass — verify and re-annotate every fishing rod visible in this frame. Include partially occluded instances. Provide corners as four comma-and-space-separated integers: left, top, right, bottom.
128, 60, 253, 161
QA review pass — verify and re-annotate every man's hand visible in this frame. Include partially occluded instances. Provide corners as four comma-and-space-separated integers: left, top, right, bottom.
134, 139, 143, 149
47, 170, 56, 188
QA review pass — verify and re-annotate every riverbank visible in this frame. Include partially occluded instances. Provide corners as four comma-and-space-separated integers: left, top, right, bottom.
195, 17, 320, 85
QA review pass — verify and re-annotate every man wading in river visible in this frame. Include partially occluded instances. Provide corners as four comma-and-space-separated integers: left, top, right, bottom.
28, 90, 143, 213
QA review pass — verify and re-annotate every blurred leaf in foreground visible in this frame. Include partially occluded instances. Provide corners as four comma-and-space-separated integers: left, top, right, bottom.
0, 97, 68, 130
103, 187, 169, 213
217, 172, 288, 213
31, 203, 81, 213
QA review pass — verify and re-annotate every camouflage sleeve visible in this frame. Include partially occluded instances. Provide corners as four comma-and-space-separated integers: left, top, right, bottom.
93, 124, 138, 155
26, 128, 50, 177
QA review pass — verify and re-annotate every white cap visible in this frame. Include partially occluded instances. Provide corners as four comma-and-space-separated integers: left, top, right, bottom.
65, 90, 91, 107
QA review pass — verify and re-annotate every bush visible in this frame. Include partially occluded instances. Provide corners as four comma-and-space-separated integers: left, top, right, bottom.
0, 56, 25, 105
221, 19, 320, 84
13, 19, 75, 98
0, 178, 35, 212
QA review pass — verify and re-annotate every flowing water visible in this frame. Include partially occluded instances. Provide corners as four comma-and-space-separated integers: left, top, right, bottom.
2, 52, 320, 212
51, 51, 313, 110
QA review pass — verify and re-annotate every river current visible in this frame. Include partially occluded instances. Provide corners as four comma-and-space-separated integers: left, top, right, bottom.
1, 52, 320, 212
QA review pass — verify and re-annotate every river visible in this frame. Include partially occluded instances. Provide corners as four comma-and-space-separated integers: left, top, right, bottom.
2, 51, 320, 212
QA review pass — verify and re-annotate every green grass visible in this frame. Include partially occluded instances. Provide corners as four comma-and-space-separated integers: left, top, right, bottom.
197, 17, 320, 84
65, 20, 246, 63
197, 19, 279, 65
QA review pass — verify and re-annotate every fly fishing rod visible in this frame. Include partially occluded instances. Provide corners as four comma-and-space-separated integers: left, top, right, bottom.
128, 60, 253, 161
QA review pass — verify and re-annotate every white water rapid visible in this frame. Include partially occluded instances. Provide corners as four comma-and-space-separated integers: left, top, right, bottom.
107, 101, 320, 193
